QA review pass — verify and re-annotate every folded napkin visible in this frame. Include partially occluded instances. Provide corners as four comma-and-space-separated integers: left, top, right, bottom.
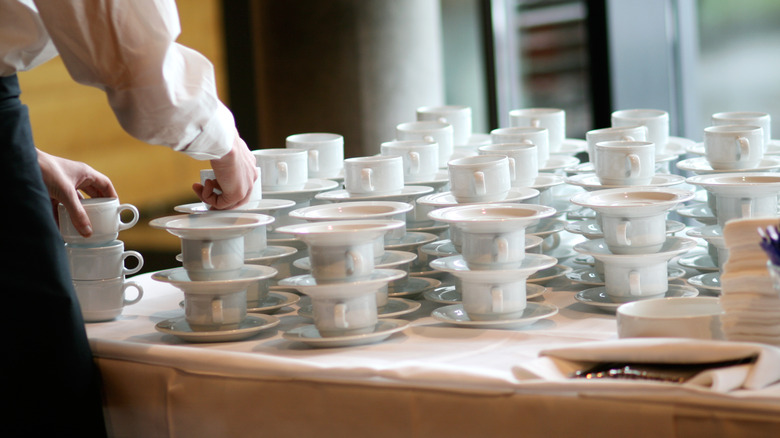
719, 293, 780, 312
720, 271, 777, 297
512, 338, 780, 393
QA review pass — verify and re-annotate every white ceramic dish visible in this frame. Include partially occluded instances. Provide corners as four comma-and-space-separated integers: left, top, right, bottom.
686, 272, 721, 292
383, 232, 438, 251
299, 297, 421, 319
540, 155, 580, 172
686, 172, 780, 196
529, 173, 565, 191
526, 264, 572, 284
293, 250, 417, 272
431, 302, 558, 329
277, 269, 407, 297
423, 283, 546, 304
686, 139, 780, 156
149, 213, 273, 240
570, 187, 695, 217
564, 173, 685, 191
566, 265, 686, 286
289, 200, 413, 221
666, 136, 697, 156
430, 254, 558, 278
315, 185, 433, 202
526, 219, 566, 237
247, 291, 300, 314
616, 297, 724, 340
573, 237, 697, 264
155, 314, 280, 343
388, 276, 441, 298
565, 219, 685, 240
416, 187, 539, 208
675, 203, 716, 225
243, 245, 299, 265
428, 203, 556, 233
574, 284, 699, 312
275, 219, 405, 245
677, 253, 719, 272
283, 319, 409, 348
152, 265, 278, 295
174, 198, 296, 214
554, 138, 588, 155
676, 156, 780, 174
261, 178, 340, 199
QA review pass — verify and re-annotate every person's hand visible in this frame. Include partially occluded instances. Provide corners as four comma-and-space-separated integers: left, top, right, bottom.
192, 133, 258, 209
37, 149, 118, 237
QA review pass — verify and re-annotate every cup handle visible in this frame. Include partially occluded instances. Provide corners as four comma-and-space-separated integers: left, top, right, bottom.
741, 198, 753, 217
346, 250, 363, 276
117, 204, 139, 231
334, 303, 349, 329
628, 270, 642, 296
361, 168, 374, 192
201, 241, 214, 270
437, 116, 448, 124
474, 171, 486, 196
737, 136, 749, 161
507, 157, 516, 182
626, 154, 640, 178
521, 139, 534, 145
491, 287, 504, 313
616, 221, 631, 246
121, 281, 144, 306
211, 298, 224, 324
409, 151, 420, 175
423, 135, 435, 144
277, 161, 289, 185
530, 118, 541, 128
122, 250, 145, 276
494, 236, 509, 262
621, 135, 636, 141
308, 149, 319, 172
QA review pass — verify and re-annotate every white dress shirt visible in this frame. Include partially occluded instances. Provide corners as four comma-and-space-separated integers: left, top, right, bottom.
0, 0, 232, 160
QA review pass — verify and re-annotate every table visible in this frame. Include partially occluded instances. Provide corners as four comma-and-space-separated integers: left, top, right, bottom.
87, 250, 780, 438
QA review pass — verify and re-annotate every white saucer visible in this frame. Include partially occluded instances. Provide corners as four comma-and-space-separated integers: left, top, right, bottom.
666, 136, 696, 156
687, 139, 780, 156
677, 253, 719, 272
526, 219, 566, 238
430, 254, 558, 277
149, 212, 274, 240
416, 187, 539, 208
262, 178, 340, 199
566, 206, 597, 221
420, 236, 544, 258
155, 314, 280, 343
431, 302, 558, 329
244, 245, 299, 265
248, 291, 300, 314
283, 319, 409, 348
526, 264, 572, 284
565, 219, 685, 239
389, 276, 441, 298
293, 249, 417, 271
288, 200, 413, 222
564, 173, 686, 191
406, 170, 450, 191
566, 266, 686, 286
687, 272, 721, 292
315, 185, 434, 202
540, 155, 580, 172
278, 269, 407, 294
174, 198, 296, 214
574, 284, 699, 312
676, 156, 780, 174
530, 173, 566, 191
553, 138, 588, 155
423, 283, 547, 304
298, 297, 421, 319
675, 203, 716, 225
407, 223, 450, 236
384, 232, 439, 251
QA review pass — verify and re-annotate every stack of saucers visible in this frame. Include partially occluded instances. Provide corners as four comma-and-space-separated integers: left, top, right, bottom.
276, 220, 411, 347
426, 203, 560, 328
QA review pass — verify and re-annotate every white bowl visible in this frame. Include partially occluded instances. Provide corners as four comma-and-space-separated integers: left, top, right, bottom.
617, 297, 725, 340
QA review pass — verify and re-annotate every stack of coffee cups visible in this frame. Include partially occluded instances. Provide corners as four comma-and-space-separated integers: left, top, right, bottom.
59, 197, 144, 322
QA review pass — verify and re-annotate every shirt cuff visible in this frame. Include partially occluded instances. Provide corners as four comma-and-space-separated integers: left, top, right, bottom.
179, 102, 235, 160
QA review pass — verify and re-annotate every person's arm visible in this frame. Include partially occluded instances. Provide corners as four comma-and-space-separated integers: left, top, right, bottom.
33, 0, 256, 208
37, 149, 118, 237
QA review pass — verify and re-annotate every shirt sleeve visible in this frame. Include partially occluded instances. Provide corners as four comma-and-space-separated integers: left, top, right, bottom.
32, 0, 233, 160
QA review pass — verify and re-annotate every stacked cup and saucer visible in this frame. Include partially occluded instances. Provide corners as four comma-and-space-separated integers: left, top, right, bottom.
570, 187, 699, 313
61, 198, 144, 322
427, 203, 560, 328
276, 219, 411, 348
288, 200, 440, 308
149, 212, 281, 342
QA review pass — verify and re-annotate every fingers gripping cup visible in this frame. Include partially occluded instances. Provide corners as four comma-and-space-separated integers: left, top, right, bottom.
58, 198, 139, 245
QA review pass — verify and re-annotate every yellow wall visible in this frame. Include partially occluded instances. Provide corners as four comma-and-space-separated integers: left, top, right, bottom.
17, 0, 227, 253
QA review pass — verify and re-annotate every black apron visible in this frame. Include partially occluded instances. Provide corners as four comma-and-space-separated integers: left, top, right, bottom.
0, 74, 107, 437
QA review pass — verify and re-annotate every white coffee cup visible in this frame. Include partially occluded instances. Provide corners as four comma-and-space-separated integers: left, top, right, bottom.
594, 141, 655, 186
703, 125, 764, 170
58, 198, 139, 246
184, 289, 247, 331
65, 240, 144, 280
447, 155, 511, 203
416, 105, 473, 146
603, 259, 668, 302
344, 155, 405, 196
181, 236, 245, 281
380, 140, 440, 183
490, 127, 549, 168
478, 143, 539, 187
712, 111, 771, 150
600, 213, 667, 255
253, 148, 308, 191
508, 108, 565, 153
459, 228, 526, 270
311, 293, 378, 337
285, 132, 345, 178
396, 121, 454, 168
201, 167, 263, 202
308, 240, 376, 284
586, 125, 648, 161
461, 277, 527, 321
611, 109, 669, 155
713, 193, 778, 228
73, 277, 143, 322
